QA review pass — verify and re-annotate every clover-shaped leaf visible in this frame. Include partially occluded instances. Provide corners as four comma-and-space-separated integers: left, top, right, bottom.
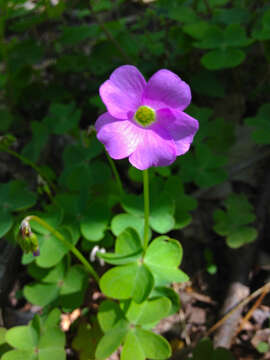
95, 319, 129, 360
80, 201, 110, 242
24, 262, 87, 311
44, 102, 81, 134
126, 297, 171, 326
96, 299, 171, 360
121, 177, 175, 234
59, 24, 99, 45
111, 213, 146, 239
201, 48, 245, 70
212, 8, 250, 25
195, 24, 252, 70
72, 318, 103, 360
245, 104, 270, 144
213, 193, 257, 248
164, 176, 197, 229
0, 181, 37, 237
3, 310, 65, 360
180, 144, 228, 188
99, 263, 154, 303
144, 236, 189, 286
22, 121, 49, 162
121, 328, 171, 360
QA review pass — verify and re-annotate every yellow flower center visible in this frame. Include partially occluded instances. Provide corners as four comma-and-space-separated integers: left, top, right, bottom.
134, 106, 156, 127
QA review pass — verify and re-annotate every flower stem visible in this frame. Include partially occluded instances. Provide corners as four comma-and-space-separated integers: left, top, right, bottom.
105, 152, 124, 196
24, 215, 100, 283
143, 169, 150, 250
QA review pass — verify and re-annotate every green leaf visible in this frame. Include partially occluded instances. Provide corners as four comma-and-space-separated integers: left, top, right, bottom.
151, 286, 180, 315
180, 144, 227, 187
201, 49, 245, 70
111, 213, 145, 240
22, 121, 49, 162
134, 328, 171, 360
38, 327, 65, 360
192, 338, 213, 359
98, 300, 125, 333
0, 327, 6, 345
195, 25, 224, 49
122, 189, 175, 234
23, 283, 59, 307
3, 310, 65, 360
95, 319, 129, 360
252, 9, 270, 41
167, 4, 198, 23
115, 228, 143, 254
149, 193, 175, 234
191, 338, 235, 360
80, 202, 110, 242
5, 326, 37, 350
213, 193, 257, 248
183, 21, 211, 40
0, 208, 13, 237
72, 319, 103, 360
60, 265, 87, 311
126, 297, 171, 325
0, 181, 36, 212
256, 342, 269, 354
164, 176, 197, 230
213, 8, 250, 25
223, 24, 253, 47
132, 264, 154, 304
245, 104, 270, 144
144, 237, 189, 285
97, 250, 143, 265
100, 263, 154, 302
121, 331, 145, 360
44, 102, 81, 135
226, 226, 257, 248
28, 260, 65, 283
59, 24, 99, 45
2, 349, 36, 360
35, 228, 73, 268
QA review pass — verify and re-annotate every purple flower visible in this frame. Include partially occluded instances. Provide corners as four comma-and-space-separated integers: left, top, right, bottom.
95, 65, 199, 170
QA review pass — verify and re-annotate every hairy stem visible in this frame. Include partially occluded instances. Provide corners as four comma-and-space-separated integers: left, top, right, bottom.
24, 215, 100, 283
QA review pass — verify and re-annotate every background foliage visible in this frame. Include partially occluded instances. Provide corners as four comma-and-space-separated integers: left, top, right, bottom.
0, 0, 270, 359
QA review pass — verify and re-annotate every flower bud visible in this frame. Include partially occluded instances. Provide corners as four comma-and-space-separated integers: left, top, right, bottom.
18, 220, 40, 256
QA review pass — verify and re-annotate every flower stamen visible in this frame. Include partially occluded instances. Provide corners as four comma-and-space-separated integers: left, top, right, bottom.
134, 106, 156, 127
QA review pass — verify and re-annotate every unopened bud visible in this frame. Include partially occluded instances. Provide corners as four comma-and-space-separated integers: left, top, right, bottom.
18, 220, 40, 256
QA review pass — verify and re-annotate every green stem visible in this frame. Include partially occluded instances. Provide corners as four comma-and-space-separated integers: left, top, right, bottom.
143, 169, 150, 250
25, 215, 100, 283
105, 152, 124, 196
0, 144, 55, 193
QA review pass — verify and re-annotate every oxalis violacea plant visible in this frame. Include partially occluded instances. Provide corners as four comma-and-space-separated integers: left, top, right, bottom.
17, 65, 199, 360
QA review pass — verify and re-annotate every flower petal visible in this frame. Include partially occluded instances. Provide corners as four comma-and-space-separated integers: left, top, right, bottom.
157, 109, 199, 156
142, 69, 191, 111
100, 65, 146, 119
95, 112, 143, 159
129, 124, 176, 170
